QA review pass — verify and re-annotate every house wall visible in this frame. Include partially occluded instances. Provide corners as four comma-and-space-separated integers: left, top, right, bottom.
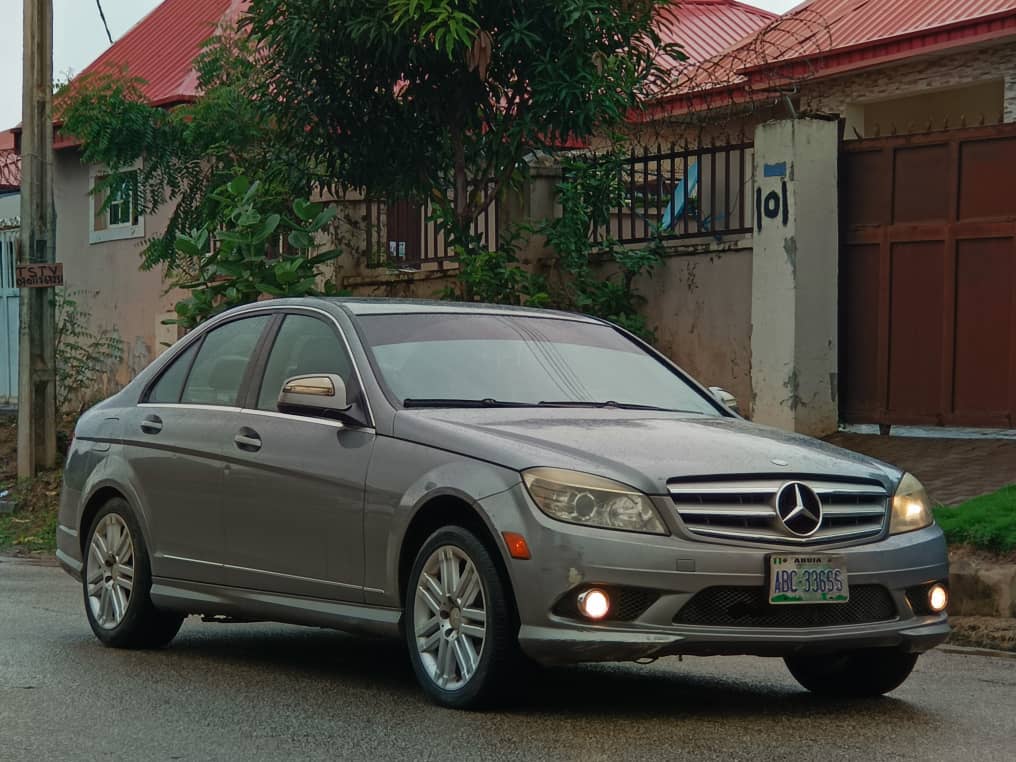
799, 43, 1016, 137
861, 80, 1003, 137
623, 42, 1016, 151
636, 239, 753, 410
54, 151, 182, 388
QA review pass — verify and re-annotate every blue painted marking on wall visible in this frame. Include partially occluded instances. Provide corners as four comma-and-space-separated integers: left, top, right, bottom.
763, 162, 787, 178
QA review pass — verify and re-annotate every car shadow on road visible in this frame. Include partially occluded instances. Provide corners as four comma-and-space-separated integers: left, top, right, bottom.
509, 661, 930, 722
60, 622, 940, 724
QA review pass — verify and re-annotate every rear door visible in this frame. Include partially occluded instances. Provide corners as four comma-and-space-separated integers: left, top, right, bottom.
221, 311, 375, 601
127, 314, 273, 584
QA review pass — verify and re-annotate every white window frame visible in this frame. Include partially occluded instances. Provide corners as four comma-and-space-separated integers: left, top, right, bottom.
89, 161, 145, 244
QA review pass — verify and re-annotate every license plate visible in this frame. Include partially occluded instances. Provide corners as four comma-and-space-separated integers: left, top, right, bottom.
768, 555, 849, 604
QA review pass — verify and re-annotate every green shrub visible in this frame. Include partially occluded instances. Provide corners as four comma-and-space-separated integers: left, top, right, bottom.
933, 485, 1016, 553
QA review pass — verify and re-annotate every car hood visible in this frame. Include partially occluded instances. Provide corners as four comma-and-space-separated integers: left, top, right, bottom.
393, 409, 901, 495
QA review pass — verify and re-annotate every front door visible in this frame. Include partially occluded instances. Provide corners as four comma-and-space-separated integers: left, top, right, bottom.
222, 312, 374, 602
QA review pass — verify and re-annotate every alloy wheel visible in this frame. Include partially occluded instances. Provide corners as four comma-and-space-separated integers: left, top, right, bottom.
413, 545, 487, 691
85, 513, 135, 630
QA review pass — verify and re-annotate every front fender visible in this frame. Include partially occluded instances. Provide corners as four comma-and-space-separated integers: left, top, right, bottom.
364, 435, 521, 606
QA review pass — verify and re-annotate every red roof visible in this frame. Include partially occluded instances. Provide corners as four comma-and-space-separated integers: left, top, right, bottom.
66, 0, 768, 112
73, 0, 240, 108
650, 0, 1016, 117
657, 1, 777, 64
44, 0, 772, 150
776, 0, 1016, 55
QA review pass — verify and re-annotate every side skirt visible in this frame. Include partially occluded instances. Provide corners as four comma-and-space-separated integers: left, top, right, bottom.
150, 577, 402, 639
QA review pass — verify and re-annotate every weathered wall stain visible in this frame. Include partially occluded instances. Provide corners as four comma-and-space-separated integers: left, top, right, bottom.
783, 236, 798, 278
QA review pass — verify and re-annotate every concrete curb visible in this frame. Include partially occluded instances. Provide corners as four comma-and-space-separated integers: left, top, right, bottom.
940, 645, 1016, 660
949, 548, 1016, 617
0, 552, 60, 567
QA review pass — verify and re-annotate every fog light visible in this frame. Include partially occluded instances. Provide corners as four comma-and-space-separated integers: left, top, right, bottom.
577, 588, 611, 620
928, 584, 948, 613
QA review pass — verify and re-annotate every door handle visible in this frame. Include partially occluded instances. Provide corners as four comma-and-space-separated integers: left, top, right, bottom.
140, 415, 163, 434
234, 428, 262, 452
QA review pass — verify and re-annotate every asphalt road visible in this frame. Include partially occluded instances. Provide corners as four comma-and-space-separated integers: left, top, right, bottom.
3, 559, 1015, 762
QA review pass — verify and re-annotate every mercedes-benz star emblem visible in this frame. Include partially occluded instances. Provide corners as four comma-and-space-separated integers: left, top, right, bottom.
775, 482, 823, 537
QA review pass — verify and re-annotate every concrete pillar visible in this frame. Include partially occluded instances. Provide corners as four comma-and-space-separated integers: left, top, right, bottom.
750, 118, 839, 437
503, 156, 560, 268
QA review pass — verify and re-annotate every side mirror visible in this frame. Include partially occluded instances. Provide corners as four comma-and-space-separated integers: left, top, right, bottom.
708, 386, 740, 415
277, 374, 351, 420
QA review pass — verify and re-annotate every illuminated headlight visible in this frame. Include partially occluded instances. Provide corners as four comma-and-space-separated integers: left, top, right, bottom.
522, 467, 668, 535
890, 473, 935, 535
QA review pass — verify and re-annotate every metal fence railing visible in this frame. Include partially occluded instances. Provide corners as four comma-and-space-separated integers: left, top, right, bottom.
592, 141, 755, 246
360, 141, 753, 268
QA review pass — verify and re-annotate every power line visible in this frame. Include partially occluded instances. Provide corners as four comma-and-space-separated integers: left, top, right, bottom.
95, 0, 113, 44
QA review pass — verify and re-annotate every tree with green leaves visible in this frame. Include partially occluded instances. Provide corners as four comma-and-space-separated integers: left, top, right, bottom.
61, 31, 343, 326
244, 0, 679, 243
61, 1, 679, 325
61, 31, 299, 276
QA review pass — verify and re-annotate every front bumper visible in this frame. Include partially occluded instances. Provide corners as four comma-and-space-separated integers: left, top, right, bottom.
518, 617, 950, 665
481, 485, 951, 666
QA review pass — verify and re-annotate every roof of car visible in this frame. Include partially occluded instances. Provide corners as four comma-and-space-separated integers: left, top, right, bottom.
323, 297, 602, 322
222, 297, 603, 323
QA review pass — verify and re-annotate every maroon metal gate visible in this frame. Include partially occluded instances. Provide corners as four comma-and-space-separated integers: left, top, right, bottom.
840, 124, 1016, 428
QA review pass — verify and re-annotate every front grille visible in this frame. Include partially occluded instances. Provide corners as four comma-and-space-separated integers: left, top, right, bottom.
673, 585, 897, 628
552, 587, 660, 622
669, 478, 888, 545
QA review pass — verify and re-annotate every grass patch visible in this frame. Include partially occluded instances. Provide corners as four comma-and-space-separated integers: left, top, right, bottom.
0, 500, 59, 555
0, 417, 63, 556
934, 485, 1016, 554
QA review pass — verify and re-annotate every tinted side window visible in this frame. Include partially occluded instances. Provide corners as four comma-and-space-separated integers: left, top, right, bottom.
180, 316, 270, 406
256, 315, 353, 411
146, 341, 199, 403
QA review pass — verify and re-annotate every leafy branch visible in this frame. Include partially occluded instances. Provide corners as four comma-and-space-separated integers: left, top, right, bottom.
171, 177, 344, 328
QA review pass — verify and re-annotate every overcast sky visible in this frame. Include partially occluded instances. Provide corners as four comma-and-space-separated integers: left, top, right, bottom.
0, 0, 803, 132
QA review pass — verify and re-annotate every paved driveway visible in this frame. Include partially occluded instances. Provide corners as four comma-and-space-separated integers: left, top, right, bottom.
826, 433, 1016, 505
3, 559, 1016, 761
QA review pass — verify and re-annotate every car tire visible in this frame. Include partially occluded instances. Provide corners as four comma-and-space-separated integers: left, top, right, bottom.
784, 648, 919, 697
404, 526, 520, 709
83, 498, 185, 649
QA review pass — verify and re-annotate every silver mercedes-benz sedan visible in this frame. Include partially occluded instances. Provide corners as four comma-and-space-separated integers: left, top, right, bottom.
58, 298, 949, 708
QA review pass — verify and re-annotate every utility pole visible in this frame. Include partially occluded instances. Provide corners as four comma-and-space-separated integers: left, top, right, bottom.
18, 0, 57, 478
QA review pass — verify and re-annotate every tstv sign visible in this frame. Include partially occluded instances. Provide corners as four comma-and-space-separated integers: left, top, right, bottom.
15, 262, 64, 288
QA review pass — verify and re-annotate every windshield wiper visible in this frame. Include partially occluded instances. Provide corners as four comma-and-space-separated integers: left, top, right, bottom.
538, 400, 697, 413
402, 398, 703, 413
403, 398, 537, 409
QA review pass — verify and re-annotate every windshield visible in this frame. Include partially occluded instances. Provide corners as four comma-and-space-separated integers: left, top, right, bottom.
357, 313, 722, 416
